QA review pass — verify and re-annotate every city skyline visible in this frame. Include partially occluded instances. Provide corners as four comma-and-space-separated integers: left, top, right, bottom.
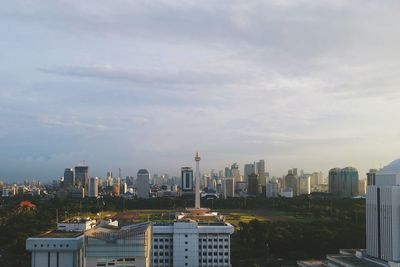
2, 1, 400, 181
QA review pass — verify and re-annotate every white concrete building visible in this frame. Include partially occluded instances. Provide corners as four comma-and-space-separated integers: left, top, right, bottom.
26, 235, 85, 267
26, 219, 89, 267
85, 222, 152, 267
152, 221, 234, 267
57, 218, 96, 232
367, 159, 400, 263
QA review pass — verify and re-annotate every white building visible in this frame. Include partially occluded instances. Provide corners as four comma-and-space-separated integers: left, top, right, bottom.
222, 178, 234, 198
57, 218, 96, 232
85, 222, 152, 267
367, 159, 400, 263
152, 221, 234, 267
137, 169, 150, 199
88, 177, 98, 198
26, 218, 91, 267
26, 235, 85, 267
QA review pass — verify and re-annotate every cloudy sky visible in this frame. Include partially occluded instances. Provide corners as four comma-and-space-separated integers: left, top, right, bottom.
1, 0, 400, 182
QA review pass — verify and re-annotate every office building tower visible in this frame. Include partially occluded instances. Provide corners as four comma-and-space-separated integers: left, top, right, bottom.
266, 179, 279, 198
367, 169, 378, 186
247, 173, 260, 196
256, 160, 267, 190
231, 163, 241, 183
224, 167, 232, 178
181, 167, 194, 193
285, 170, 298, 197
367, 159, 400, 263
329, 167, 359, 197
223, 178, 235, 198
359, 179, 367, 196
244, 163, 256, 182
64, 168, 74, 188
75, 165, 89, 190
298, 175, 311, 195
88, 177, 98, 198
106, 171, 113, 187
137, 169, 150, 199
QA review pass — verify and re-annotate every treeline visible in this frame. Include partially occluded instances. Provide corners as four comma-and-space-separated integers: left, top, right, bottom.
231, 219, 365, 266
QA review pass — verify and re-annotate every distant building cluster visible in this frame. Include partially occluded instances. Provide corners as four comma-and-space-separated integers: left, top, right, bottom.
0, 156, 370, 200
25, 152, 234, 267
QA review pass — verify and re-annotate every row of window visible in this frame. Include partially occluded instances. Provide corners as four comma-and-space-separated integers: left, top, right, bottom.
199, 238, 229, 243
200, 245, 229, 249
199, 252, 229, 256
153, 245, 172, 249
34, 243, 70, 248
199, 258, 229, 263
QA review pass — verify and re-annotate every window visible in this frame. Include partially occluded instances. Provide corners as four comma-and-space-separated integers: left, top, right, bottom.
185, 249, 188, 252
185, 263, 188, 266
185, 256, 188, 259
185, 235, 188, 238
185, 241, 188, 245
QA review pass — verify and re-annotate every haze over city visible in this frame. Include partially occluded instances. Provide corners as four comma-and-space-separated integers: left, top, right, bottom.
2, 0, 400, 181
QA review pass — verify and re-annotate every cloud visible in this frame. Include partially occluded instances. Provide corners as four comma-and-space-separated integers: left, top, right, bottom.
39, 64, 238, 86
1, 0, 400, 181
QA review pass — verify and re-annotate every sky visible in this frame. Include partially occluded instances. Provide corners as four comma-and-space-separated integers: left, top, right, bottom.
1, 0, 400, 182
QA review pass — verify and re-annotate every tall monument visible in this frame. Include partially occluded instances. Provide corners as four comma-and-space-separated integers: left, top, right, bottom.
195, 151, 201, 209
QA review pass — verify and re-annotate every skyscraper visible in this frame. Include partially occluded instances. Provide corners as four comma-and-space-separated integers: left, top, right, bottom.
244, 163, 255, 182
367, 169, 377, 186
329, 167, 359, 197
181, 167, 194, 193
367, 159, 400, 262
136, 169, 150, 199
64, 168, 74, 188
88, 177, 98, 198
231, 163, 241, 183
285, 170, 298, 196
256, 160, 267, 190
247, 173, 260, 196
75, 165, 89, 190
298, 175, 311, 195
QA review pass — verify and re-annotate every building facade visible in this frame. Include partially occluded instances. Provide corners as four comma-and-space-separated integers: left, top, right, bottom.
137, 169, 150, 199
328, 167, 359, 198
152, 221, 234, 267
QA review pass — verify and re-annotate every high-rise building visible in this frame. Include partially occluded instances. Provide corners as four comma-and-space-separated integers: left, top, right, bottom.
359, 179, 367, 196
107, 171, 113, 187
64, 168, 74, 188
244, 163, 256, 182
266, 179, 279, 198
137, 169, 150, 199
224, 167, 232, 178
223, 178, 235, 198
285, 170, 298, 197
367, 159, 400, 263
247, 173, 260, 196
75, 165, 89, 190
329, 167, 359, 197
298, 175, 311, 195
231, 163, 241, 184
88, 177, 98, 198
256, 160, 267, 191
367, 169, 377, 186
181, 167, 194, 193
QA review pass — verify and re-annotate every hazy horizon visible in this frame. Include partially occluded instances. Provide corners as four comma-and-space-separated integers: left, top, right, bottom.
1, 0, 400, 182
